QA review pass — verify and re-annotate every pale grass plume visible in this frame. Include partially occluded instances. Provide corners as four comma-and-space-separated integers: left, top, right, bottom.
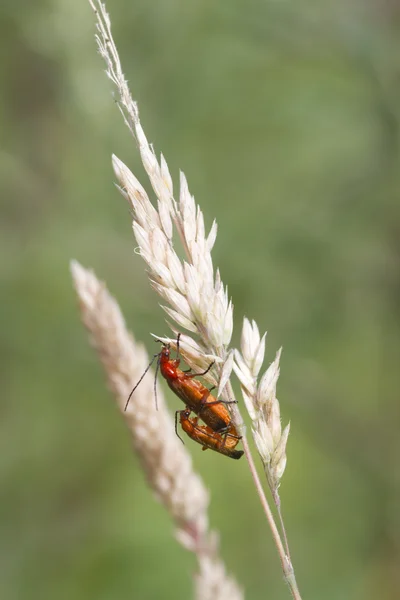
234, 318, 290, 492
85, 2, 303, 599
70, 260, 243, 600
89, 0, 236, 416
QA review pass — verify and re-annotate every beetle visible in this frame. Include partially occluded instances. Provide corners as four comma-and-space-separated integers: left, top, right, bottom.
125, 334, 242, 448
177, 407, 244, 460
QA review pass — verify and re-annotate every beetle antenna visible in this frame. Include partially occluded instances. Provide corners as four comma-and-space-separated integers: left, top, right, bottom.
124, 353, 159, 411
153, 353, 162, 411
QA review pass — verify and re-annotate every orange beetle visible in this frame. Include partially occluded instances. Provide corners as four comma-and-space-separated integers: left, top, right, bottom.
158, 339, 239, 439
177, 407, 243, 460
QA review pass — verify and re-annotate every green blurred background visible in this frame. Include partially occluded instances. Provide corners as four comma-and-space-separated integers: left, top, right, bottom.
2, 0, 400, 598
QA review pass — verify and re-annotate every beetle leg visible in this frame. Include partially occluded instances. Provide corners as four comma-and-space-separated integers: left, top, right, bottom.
174, 410, 185, 445
185, 361, 215, 378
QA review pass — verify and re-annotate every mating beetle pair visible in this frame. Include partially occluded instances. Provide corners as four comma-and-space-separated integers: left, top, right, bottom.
126, 334, 243, 460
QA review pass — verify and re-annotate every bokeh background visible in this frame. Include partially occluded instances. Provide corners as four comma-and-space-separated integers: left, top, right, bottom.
2, 0, 400, 598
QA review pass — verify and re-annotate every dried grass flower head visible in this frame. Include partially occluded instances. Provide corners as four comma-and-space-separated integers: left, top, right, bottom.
234, 319, 290, 491
71, 261, 244, 599
90, 0, 234, 385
